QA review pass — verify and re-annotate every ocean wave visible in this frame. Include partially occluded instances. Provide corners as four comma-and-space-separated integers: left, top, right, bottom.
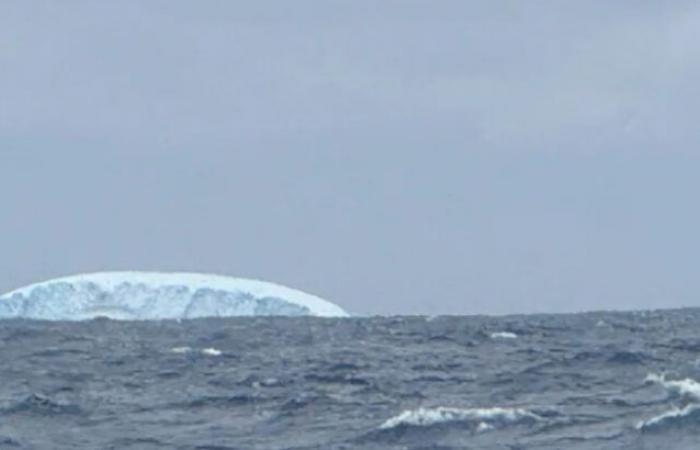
637, 404, 700, 431
490, 331, 518, 339
637, 373, 700, 431
379, 406, 542, 432
179, 394, 256, 409
644, 373, 700, 400
170, 346, 193, 354
0, 436, 21, 448
3, 394, 83, 416
606, 350, 647, 364
201, 348, 223, 356
169, 346, 223, 356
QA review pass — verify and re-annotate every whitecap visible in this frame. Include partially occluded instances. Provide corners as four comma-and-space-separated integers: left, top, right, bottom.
379, 406, 541, 431
476, 422, 495, 432
201, 348, 222, 356
644, 373, 700, 400
637, 404, 700, 431
170, 346, 193, 354
490, 332, 518, 339
637, 373, 700, 431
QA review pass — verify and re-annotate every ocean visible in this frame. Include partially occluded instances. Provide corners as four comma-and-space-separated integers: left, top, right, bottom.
1, 309, 698, 449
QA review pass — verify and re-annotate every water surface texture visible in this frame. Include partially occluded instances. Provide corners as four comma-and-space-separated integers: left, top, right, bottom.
1, 310, 699, 449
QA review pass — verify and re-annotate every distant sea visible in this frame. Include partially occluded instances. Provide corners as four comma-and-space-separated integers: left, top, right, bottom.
1, 310, 699, 449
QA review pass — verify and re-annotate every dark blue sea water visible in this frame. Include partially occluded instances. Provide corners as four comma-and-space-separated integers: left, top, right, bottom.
1, 309, 699, 449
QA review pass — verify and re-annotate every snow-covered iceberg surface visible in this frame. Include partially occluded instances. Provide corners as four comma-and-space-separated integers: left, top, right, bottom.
0, 272, 348, 320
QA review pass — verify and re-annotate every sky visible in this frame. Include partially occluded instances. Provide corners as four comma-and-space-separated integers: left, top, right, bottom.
1, 1, 700, 315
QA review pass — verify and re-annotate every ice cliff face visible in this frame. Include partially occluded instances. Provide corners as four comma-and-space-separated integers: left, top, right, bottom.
0, 272, 348, 320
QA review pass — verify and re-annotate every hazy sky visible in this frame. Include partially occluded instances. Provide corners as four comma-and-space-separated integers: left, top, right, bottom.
1, 1, 700, 315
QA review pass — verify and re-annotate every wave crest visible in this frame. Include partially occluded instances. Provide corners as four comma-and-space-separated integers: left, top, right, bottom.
637, 373, 700, 431
379, 406, 542, 432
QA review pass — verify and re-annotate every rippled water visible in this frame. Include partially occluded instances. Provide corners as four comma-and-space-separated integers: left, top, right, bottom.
1, 309, 700, 449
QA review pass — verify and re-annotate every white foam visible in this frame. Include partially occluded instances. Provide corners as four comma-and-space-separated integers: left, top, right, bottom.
476, 422, 495, 432
637, 373, 700, 431
636, 404, 700, 431
379, 406, 541, 431
490, 332, 518, 339
170, 346, 193, 354
644, 373, 700, 400
201, 348, 222, 356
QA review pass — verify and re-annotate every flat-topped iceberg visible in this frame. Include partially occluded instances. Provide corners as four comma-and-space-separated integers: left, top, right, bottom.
0, 272, 348, 320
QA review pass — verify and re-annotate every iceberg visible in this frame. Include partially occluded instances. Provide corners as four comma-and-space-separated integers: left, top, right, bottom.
0, 272, 348, 320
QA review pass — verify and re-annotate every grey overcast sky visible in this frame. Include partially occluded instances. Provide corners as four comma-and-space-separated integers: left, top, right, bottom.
1, 1, 699, 315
